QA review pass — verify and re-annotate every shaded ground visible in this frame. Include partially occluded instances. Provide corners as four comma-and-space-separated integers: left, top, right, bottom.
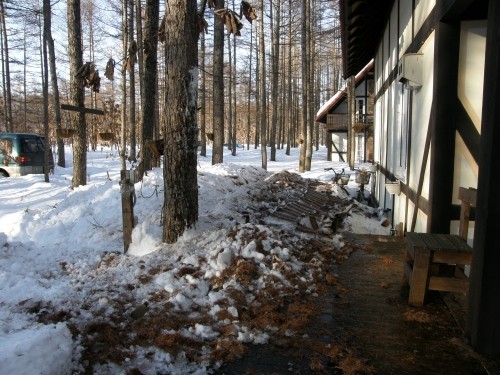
216, 233, 498, 374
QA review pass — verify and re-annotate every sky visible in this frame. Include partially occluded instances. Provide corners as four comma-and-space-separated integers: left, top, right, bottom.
0, 144, 389, 374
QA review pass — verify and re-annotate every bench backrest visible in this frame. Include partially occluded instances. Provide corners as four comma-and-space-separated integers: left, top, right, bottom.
458, 187, 477, 241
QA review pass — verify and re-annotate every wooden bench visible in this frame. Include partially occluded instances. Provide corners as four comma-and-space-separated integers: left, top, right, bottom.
404, 187, 476, 306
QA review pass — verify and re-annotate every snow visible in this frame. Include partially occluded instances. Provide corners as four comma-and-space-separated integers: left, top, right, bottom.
0, 145, 389, 374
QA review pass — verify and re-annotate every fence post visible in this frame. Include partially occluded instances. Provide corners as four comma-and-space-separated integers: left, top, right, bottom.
120, 169, 137, 252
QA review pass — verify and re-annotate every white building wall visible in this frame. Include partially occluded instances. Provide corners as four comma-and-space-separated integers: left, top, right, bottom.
374, 0, 435, 232
450, 20, 486, 242
399, 1, 413, 58
415, 0, 435, 32
374, 1, 485, 236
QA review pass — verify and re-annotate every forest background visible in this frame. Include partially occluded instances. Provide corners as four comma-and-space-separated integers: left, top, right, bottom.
0, 0, 343, 163
0, 0, 344, 242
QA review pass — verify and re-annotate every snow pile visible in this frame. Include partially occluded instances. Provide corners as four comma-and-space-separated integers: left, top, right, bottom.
0, 146, 389, 374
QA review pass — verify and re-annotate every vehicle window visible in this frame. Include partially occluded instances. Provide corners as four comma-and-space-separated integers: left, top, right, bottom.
21, 138, 44, 153
0, 139, 13, 155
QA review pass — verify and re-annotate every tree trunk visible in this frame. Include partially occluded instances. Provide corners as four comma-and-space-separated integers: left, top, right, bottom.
305, 0, 312, 171
67, 0, 87, 188
136, 0, 144, 107
258, 0, 267, 170
128, 0, 137, 162
298, 0, 307, 173
285, 3, 292, 156
270, 0, 279, 161
162, 0, 199, 243
199, 30, 207, 157
0, 0, 12, 132
45, 1, 64, 167
231, 2, 237, 157
227, 35, 233, 151
246, 23, 253, 150
212, 0, 225, 165
42, 0, 51, 182
141, 0, 159, 173
120, 0, 128, 170
254, 29, 260, 149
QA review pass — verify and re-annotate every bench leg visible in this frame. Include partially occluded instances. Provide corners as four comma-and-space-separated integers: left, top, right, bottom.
408, 248, 431, 306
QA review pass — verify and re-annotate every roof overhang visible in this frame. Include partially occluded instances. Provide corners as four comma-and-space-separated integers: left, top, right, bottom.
340, 0, 393, 78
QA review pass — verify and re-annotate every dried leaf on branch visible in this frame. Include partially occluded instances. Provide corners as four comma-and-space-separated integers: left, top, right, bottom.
158, 16, 166, 43
198, 14, 208, 34
240, 1, 257, 23
104, 58, 115, 81
123, 41, 138, 73
75, 62, 101, 92
214, 8, 243, 36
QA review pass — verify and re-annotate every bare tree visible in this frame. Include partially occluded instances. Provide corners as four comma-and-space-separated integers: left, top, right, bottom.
304, 0, 313, 171
212, 0, 225, 165
44, 0, 65, 168
227, 33, 233, 151
120, 0, 128, 170
258, 0, 267, 170
285, 2, 292, 156
0, 0, 12, 132
127, 0, 137, 161
270, 0, 280, 161
42, 0, 51, 182
199, 29, 207, 157
162, 0, 199, 243
298, 0, 308, 172
246, 22, 253, 150
140, 0, 159, 172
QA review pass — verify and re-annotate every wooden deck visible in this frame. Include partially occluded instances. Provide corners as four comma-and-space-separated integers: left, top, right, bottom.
216, 233, 499, 374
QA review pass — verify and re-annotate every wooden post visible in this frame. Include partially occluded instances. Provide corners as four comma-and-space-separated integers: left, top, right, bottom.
347, 76, 356, 170
120, 169, 137, 252
466, 0, 500, 355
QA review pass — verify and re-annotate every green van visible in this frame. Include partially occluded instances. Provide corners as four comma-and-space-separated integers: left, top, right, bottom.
0, 133, 54, 177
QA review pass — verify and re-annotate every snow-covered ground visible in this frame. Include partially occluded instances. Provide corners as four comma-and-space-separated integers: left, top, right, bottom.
0, 145, 389, 374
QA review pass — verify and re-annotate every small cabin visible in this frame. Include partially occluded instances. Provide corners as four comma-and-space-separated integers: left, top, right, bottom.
315, 60, 374, 163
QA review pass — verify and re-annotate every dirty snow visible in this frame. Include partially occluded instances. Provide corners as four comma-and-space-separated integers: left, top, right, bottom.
0, 145, 389, 374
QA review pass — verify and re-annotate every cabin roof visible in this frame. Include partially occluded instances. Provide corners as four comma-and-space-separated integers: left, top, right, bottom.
340, 0, 393, 77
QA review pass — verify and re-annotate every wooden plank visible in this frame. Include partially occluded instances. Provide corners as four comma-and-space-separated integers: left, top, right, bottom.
406, 232, 428, 260
433, 251, 472, 265
446, 234, 472, 252
428, 275, 469, 293
408, 246, 431, 306
420, 233, 444, 251
404, 261, 413, 285
459, 200, 472, 240
61, 103, 104, 116
458, 187, 477, 205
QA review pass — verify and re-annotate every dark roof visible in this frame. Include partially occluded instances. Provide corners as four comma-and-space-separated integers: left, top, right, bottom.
340, 0, 393, 78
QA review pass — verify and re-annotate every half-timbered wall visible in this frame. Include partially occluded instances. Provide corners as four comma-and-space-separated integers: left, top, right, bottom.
373, 1, 483, 238
451, 20, 485, 243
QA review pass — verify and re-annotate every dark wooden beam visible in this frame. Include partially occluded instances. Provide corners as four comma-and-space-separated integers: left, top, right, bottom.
378, 164, 430, 215
427, 22, 460, 234
466, 0, 500, 355
456, 100, 480, 163
61, 103, 104, 116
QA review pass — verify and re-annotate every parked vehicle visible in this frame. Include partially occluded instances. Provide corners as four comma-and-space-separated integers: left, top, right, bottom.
0, 133, 54, 178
